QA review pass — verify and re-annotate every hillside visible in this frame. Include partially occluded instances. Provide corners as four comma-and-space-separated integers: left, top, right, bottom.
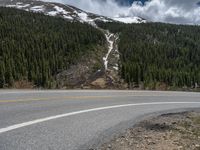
97, 22, 200, 90
0, 7, 106, 88
1, 2, 200, 90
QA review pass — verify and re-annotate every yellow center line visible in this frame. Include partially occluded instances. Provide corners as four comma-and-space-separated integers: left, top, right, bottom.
0, 94, 147, 103
0, 94, 196, 104
0, 95, 115, 103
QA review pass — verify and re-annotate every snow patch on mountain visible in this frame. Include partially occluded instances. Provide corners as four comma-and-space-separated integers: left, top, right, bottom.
47, 6, 70, 16
113, 65, 119, 71
7, 2, 30, 9
77, 12, 88, 22
113, 16, 146, 24
63, 15, 73, 20
95, 16, 111, 22
30, 6, 44, 12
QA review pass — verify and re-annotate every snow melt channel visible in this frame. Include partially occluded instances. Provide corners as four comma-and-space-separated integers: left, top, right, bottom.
103, 31, 114, 70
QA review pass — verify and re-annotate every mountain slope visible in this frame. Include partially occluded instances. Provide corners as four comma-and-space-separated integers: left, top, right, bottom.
97, 22, 200, 90
2, 0, 199, 90
0, 7, 106, 88
0, 0, 129, 89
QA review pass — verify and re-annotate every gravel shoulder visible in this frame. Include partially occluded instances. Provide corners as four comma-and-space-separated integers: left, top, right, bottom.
96, 110, 200, 150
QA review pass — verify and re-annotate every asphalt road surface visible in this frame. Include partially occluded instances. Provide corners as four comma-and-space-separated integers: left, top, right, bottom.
0, 90, 200, 150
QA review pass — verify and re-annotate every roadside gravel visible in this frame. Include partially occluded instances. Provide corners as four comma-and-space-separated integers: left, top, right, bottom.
96, 110, 200, 150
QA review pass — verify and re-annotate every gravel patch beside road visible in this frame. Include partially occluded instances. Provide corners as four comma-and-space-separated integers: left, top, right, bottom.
96, 110, 200, 150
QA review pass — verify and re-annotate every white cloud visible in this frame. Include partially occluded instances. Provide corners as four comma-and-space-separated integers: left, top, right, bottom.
128, 0, 200, 24
42, 0, 200, 24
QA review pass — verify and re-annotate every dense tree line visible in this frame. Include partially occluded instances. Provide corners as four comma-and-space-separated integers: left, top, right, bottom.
97, 22, 200, 89
0, 7, 105, 88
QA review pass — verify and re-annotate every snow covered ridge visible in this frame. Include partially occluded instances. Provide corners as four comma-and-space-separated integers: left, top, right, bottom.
113, 16, 146, 24
0, 0, 146, 24
0, 0, 114, 24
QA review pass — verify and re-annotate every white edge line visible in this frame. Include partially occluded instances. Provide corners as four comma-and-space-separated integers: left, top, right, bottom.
0, 102, 200, 134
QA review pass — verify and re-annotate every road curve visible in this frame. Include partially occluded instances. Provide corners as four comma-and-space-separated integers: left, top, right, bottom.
0, 90, 200, 150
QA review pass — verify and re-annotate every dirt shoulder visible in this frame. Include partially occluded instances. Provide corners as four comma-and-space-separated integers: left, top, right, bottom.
96, 110, 200, 150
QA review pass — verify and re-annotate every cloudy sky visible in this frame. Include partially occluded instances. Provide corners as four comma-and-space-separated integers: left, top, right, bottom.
43, 0, 200, 24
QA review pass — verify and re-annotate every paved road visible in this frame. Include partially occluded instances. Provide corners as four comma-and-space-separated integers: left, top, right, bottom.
0, 90, 200, 150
